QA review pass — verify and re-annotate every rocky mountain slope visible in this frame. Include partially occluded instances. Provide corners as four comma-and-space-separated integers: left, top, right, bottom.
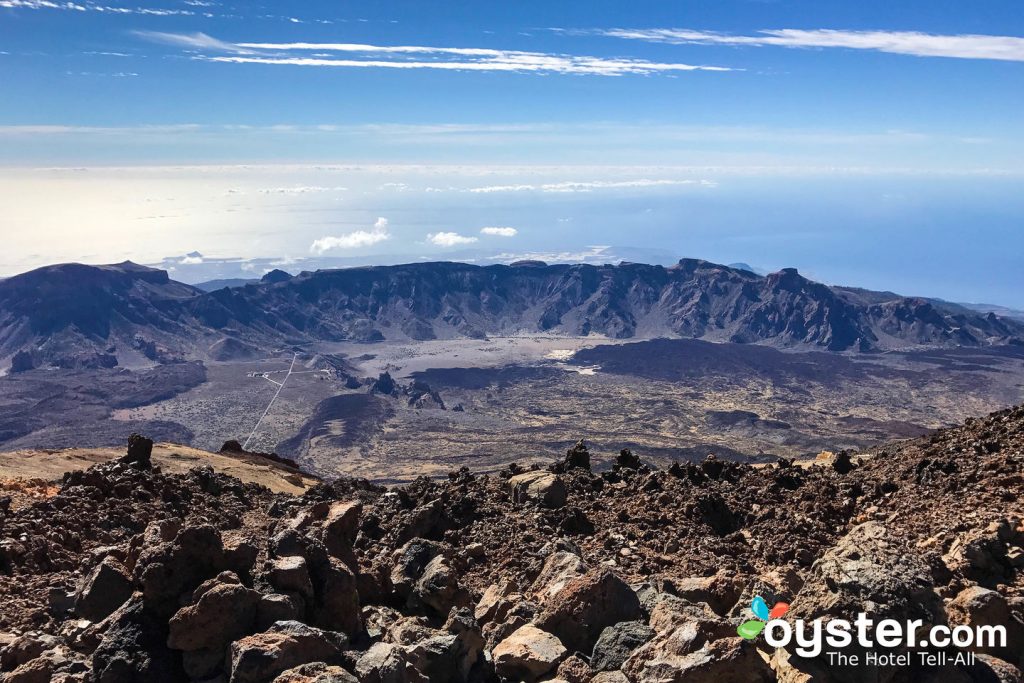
1, 406, 1021, 682
2, 259, 1022, 369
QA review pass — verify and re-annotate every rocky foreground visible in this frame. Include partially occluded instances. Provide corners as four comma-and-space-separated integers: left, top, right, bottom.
1, 406, 1023, 683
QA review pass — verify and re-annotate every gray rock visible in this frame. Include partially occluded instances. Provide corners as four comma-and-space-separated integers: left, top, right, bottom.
591, 621, 655, 672
74, 557, 134, 622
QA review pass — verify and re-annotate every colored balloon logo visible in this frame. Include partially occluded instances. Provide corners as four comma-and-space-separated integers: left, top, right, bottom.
737, 595, 790, 640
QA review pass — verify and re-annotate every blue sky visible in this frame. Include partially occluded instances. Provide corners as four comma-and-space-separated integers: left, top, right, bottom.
1, 0, 1022, 306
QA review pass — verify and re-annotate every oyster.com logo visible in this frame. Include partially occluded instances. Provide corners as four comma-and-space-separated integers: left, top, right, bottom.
737, 595, 789, 640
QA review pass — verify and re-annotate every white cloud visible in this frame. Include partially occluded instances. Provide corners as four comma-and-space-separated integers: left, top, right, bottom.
310, 217, 390, 254
257, 185, 346, 194
133, 31, 246, 52
134, 32, 734, 76
599, 28, 1024, 62
0, 0, 193, 14
180, 255, 203, 264
480, 226, 518, 237
427, 231, 478, 247
468, 179, 713, 193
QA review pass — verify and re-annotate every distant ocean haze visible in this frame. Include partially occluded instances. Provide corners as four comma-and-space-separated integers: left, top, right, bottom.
0, 167, 1021, 308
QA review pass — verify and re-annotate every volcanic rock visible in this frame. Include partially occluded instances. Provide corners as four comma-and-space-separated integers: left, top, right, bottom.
534, 570, 643, 653
73, 556, 133, 622
229, 621, 346, 683
492, 624, 566, 682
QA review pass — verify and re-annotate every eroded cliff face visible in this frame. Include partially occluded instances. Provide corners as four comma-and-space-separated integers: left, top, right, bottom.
3, 259, 1022, 369
1, 405, 1022, 682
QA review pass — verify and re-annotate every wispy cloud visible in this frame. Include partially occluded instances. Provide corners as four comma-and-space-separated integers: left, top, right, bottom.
468, 179, 714, 193
135, 31, 735, 76
480, 226, 518, 237
132, 30, 248, 53
598, 28, 1024, 62
427, 231, 478, 247
0, 0, 194, 15
310, 217, 390, 253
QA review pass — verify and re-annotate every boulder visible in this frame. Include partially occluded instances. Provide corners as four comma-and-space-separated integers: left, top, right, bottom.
509, 471, 568, 509
534, 570, 643, 653
787, 521, 946, 683
668, 573, 744, 617
492, 624, 566, 682
120, 433, 153, 469
411, 556, 468, 617
272, 662, 358, 683
167, 579, 261, 651
92, 596, 185, 683
257, 594, 304, 631
591, 620, 655, 672
390, 539, 446, 600
229, 621, 346, 683
322, 501, 361, 563
136, 524, 225, 617
355, 642, 410, 683
309, 557, 361, 637
270, 556, 315, 599
74, 556, 134, 622
529, 551, 587, 605
947, 586, 1024, 664
623, 637, 773, 683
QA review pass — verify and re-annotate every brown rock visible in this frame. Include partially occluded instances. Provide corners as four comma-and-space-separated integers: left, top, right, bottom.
509, 471, 568, 509
229, 621, 346, 683
535, 570, 642, 653
74, 557, 134, 622
492, 624, 566, 682
168, 580, 260, 651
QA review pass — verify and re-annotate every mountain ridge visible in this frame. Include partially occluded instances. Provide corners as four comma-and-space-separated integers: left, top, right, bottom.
1, 258, 1021, 369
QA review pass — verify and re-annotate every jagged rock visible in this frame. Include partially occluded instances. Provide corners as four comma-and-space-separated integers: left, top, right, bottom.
224, 537, 260, 580
787, 521, 946, 682
322, 501, 361, 562
973, 655, 1024, 683
411, 556, 468, 618
555, 654, 593, 683
120, 433, 153, 469
622, 597, 735, 679
562, 440, 591, 470
615, 448, 641, 470
667, 572, 744, 617
167, 575, 261, 651
92, 596, 185, 682
229, 621, 346, 683
136, 524, 225, 617
355, 642, 411, 683
74, 556, 133, 622
945, 522, 1016, 585
947, 586, 1024, 664
3, 645, 88, 683
309, 557, 361, 637
492, 624, 566, 682
591, 673, 630, 683
530, 551, 587, 604
390, 539, 446, 600
1, 633, 61, 671
270, 556, 315, 599
591, 620, 655, 671
535, 570, 642, 653
274, 663, 358, 682
257, 594, 303, 631
370, 372, 398, 396
626, 637, 773, 682
509, 471, 568, 509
